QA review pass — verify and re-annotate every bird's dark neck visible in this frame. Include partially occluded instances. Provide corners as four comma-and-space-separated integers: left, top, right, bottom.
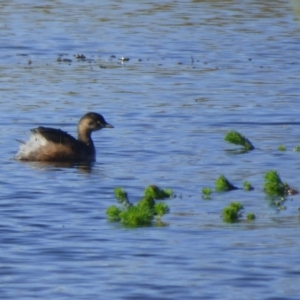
77, 128, 93, 146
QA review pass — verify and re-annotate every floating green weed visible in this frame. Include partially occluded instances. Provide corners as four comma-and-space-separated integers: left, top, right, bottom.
224, 130, 254, 151
114, 187, 130, 206
119, 205, 153, 227
215, 175, 238, 192
243, 181, 253, 191
154, 202, 170, 217
107, 186, 171, 227
294, 146, 300, 152
278, 145, 286, 151
202, 187, 212, 199
106, 205, 122, 222
263, 170, 287, 197
136, 196, 155, 211
144, 185, 173, 200
247, 213, 256, 221
222, 202, 243, 223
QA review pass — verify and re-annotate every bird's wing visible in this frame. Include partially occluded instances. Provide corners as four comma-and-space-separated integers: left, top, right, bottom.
31, 126, 78, 145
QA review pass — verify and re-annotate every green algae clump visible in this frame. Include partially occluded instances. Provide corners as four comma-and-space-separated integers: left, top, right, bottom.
119, 205, 153, 227
243, 181, 253, 191
106, 205, 122, 222
278, 145, 286, 151
114, 187, 130, 206
247, 213, 256, 221
224, 130, 254, 151
144, 185, 173, 200
202, 187, 212, 199
263, 170, 287, 197
222, 202, 243, 223
107, 186, 171, 227
294, 146, 300, 152
154, 202, 170, 217
215, 175, 238, 192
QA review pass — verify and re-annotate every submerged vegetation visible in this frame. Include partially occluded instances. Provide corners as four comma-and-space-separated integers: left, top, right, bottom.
247, 213, 256, 221
114, 187, 130, 206
224, 130, 255, 151
107, 186, 171, 227
294, 146, 300, 152
215, 175, 238, 192
278, 145, 286, 151
222, 202, 256, 223
202, 187, 212, 199
263, 170, 288, 198
144, 185, 173, 200
263, 170, 298, 209
108, 126, 300, 228
243, 181, 253, 191
222, 202, 243, 223
108, 169, 300, 227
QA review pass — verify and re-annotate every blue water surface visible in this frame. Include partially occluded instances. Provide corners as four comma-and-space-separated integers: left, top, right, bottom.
0, 0, 300, 299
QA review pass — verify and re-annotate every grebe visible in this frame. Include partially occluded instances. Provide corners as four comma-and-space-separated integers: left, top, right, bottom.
16, 112, 113, 162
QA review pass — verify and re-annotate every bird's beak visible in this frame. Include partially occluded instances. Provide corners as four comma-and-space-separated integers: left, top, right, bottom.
104, 123, 114, 128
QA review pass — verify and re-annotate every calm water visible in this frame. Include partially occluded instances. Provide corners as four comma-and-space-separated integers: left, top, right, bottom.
1, 0, 300, 299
